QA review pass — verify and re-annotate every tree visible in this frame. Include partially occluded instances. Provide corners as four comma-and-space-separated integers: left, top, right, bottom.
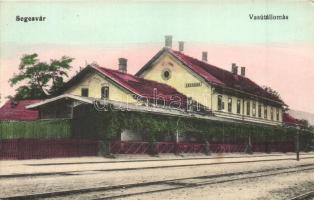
262, 85, 286, 109
9, 53, 73, 100
262, 86, 283, 101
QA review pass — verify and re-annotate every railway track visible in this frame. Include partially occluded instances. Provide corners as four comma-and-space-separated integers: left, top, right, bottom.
4, 163, 314, 200
2, 156, 314, 180
290, 191, 314, 200
26, 153, 312, 166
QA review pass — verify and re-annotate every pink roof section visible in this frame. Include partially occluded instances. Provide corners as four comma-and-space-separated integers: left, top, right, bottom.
283, 112, 305, 127
171, 51, 224, 85
169, 50, 283, 104
136, 48, 284, 104
92, 65, 188, 108
0, 100, 41, 121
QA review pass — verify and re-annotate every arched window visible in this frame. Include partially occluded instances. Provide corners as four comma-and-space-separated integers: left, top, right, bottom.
237, 99, 241, 114
217, 95, 224, 111
101, 86, 109, 99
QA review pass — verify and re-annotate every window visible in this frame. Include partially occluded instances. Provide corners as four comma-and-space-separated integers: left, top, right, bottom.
164, 71, 170, 78
228, 97, 232, 112
270, 107, 274, 120
101, 86, 109, 99
218, 95, 224, 111
185, 82, 202, 88
81, 88, 89, 97
276, 108, 280, 121
161, 68, 171, 80
252, 101, 256, 117
264, 105, 267, 119
258, 104, 262, 118
246, 100, 250, 116
237, 99, 241, 114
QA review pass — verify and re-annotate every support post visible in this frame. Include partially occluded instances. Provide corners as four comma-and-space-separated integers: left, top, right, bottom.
204, 138, 211, 156
98, 140, 112, 157
175, 129, 180, 155
148, 131, 158, 156
175, 118, 181, 155
245, 134, 253, 154
296, 129, 300, 161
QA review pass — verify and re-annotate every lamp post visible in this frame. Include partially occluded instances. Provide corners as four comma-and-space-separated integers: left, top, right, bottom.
296, 125, 300, 161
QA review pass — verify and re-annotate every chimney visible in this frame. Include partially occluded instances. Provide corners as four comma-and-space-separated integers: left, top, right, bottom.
165, 35, 172, 48
118, 58, 127, 73
202, 51, 208, 62
231, 63, 238, 75
178, 41, 184, 52
240, 66, 246, 76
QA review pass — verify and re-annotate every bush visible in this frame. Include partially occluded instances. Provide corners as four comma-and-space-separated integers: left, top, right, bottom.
0, 119, 71, 139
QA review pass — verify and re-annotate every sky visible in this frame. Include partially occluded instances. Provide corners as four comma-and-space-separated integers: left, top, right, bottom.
0, 0, 313, 112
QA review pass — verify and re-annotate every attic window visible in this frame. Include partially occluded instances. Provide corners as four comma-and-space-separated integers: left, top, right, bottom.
161, 68, 171, 80
81, 88, 89, 97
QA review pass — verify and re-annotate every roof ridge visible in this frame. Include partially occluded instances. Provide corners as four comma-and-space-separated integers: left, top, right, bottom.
167, 49, 283, 104
170, 50, 277, 92
171, 49, 246, 79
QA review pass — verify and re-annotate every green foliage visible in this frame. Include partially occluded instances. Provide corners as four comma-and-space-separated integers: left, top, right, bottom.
0, 119, 71, 139
9, 53, 73, 100
80, 107, 291, 143
69, 105, 314, 151
262, 85, 284, 104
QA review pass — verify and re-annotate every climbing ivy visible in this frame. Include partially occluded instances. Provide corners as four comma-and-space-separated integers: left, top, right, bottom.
72, 104, 313, 152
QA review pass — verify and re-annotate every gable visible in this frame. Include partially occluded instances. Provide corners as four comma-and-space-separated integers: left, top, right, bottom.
65, 71, 137, 103
137, 48, 284, 106
62, 65, 189, 109
139, 52, 212, 108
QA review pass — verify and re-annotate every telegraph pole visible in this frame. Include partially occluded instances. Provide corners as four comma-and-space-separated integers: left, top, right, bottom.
296, 126, 300, 161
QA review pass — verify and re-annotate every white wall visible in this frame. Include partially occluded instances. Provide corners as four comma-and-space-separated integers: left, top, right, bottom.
121, 129, 143, 141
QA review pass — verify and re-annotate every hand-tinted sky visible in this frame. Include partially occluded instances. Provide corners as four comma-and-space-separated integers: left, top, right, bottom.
0, 0, 313, 112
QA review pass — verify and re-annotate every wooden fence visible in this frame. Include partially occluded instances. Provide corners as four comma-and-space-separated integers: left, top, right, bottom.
0, 140, 296, 160
0, 139, 99, 160
110, 141, 295, 154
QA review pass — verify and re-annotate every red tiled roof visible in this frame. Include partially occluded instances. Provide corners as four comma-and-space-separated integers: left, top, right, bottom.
0, 100, 41, 121
136, 48, 284, 104
171, 50, 283, 103
283, 113, 305, 127
92, 65, 188, 108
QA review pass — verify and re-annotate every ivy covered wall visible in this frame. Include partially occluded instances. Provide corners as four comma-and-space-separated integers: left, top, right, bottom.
71, 104, 313, 150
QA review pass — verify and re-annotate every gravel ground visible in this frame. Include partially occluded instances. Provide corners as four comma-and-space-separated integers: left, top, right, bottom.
1, 153, 313, 175
121, 170, 314, 200
0, 153, 314, 199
